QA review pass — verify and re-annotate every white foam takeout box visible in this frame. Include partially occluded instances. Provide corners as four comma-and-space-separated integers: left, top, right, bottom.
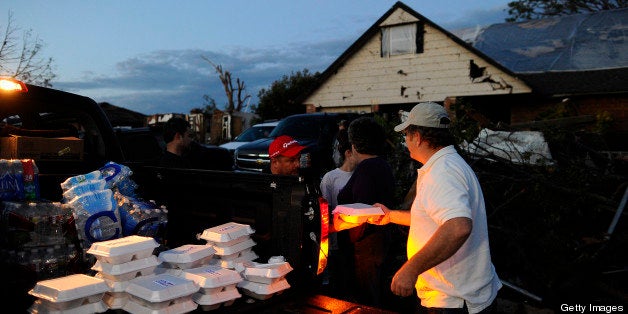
87, 235, 159, 264
91, 255, 161, 281
94, 273, 132, 310
197, 222, 255, 247
212, 238, 256, 257
28, 274, 109, 311
101, 291, 128, 310
192, 288, 241, 311
124, 274, 199, 311
236, 257, 293, 284
182, 265, 243, 294
122, 296, 198, 314
237, 278, 291, 300
158, 244, 216, 270
208, 249, 259, 269
28, 299, 108, 314
332, 203, 384, 224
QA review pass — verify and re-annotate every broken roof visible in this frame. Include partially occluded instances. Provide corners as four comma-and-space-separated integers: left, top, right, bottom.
473, 8, 628, 73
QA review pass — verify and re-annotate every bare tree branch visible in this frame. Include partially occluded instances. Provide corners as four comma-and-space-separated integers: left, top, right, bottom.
201, 56, 250, 113
0, 10, 55, 86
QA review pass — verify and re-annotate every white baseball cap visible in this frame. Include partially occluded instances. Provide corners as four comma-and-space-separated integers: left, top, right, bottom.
394, 102, 450, 132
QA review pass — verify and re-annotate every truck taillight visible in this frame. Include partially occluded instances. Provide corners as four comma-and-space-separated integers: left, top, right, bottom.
0, 78, 28, 92
317, 196, 329, 275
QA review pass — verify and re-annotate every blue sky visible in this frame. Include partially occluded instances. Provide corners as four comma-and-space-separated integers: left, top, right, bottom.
0, 0, 511, 115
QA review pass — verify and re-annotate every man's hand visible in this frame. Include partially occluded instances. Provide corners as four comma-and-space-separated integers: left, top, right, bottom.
368, 203, 391, 225
332, 213, 364, 232
391, 263, 419, 297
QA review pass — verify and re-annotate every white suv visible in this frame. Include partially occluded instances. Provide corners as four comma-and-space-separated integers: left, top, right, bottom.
219, 121, 279, 154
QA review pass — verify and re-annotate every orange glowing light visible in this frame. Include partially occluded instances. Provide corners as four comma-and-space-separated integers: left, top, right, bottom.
317, 196, 330, 275
0, 78, 27, 92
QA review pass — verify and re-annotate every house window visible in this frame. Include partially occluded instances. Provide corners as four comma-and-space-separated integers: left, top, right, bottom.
381, 22, 424, 57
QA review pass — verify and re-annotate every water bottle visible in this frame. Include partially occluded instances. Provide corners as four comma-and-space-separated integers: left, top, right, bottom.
22, 159, 39, 200
0, 159, 24, 201
60, 170, 102, 191
62, 179, 107, 202
10, 159, 25, 200
30, 248, 43, 276
67, 189, 116, 214
100, 162, 133, 189
16, 250, 29, 268
70, 190, 121, 247
29, 202, 50, 246
43, 247, 59, 279
0, 159, 10, 200
65, 243, 79, 275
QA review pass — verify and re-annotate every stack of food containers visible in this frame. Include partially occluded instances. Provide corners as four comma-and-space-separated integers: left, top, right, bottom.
86, 235, 160, 310
28, 274, 110, 313
156, 244, 216, 276
123, 273, 199, 314
197, 222, 258, 269
236, 256, 292, 300
182, 265, 243, 310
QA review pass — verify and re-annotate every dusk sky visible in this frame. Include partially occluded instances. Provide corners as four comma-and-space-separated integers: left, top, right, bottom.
0, 0, 511, 115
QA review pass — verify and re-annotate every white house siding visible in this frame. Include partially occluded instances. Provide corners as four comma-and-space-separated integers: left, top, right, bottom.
304, 8, 531, 112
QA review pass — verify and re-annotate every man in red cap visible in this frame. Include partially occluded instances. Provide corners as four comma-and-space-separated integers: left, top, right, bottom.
268, 135, 306, 175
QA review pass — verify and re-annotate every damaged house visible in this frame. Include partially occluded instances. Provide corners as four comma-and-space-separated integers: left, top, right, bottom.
302, 1, 627, 151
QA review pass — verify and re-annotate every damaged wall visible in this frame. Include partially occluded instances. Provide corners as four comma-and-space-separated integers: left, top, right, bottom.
304, 7, 531, 111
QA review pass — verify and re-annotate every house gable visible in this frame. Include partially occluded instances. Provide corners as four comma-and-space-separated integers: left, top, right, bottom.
303, 2, 531, 112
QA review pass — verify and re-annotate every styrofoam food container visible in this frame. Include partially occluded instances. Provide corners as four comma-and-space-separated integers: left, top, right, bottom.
238, 261, 293, 284
28, 274, 109, 310
125, 274, 199, 304
182, 265, 242, 293
122, 296, 197, 314
154, 264, 185, 277
237, 278, 291, 300
87, 235, 159, 264
28, 299, 108, 314
332, 203, 384, 224
208, 234, 252, 247
192, 288, 241, 310
197, 222, 255, 244
94, 273, 131, 292
102, 291, 129, 310
92, 255, 160, 281
208, 249, 258, 269
212, 238, 256, 257
158, 244, 216, 269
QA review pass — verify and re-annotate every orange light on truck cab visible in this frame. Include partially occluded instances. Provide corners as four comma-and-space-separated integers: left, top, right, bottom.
0, 78, 28, 92
317, 196, 329, 275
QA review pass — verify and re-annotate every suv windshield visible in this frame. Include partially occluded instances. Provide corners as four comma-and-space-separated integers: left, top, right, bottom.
269, 116, 324, 139
237, 125, 274, 142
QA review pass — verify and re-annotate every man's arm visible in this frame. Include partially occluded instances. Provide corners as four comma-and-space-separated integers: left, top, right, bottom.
390, 217, 472, 297
369, 203, 411, 226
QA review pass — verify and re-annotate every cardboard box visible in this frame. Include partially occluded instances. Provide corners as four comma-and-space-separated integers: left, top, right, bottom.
0, 135, 84, 160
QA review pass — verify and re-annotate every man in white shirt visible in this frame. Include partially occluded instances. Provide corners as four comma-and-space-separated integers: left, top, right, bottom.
370, 102, 501, 314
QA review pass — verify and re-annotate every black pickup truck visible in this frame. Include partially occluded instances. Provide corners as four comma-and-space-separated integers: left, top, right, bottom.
0, 79, 393, 313
235, 112, 359, 178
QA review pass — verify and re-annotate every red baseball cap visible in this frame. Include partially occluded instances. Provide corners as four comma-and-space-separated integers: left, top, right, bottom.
269, 135, 306, 158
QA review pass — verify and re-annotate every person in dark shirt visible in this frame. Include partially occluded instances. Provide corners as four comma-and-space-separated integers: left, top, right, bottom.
159, 117, 193, 168
333, 116, 395, 307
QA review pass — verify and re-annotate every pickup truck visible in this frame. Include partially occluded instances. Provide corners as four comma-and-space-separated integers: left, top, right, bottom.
234, 112, 359, 177
0, 79, 393, 313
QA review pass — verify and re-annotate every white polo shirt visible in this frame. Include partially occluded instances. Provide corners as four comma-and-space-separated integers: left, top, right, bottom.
409, 146, 501, 313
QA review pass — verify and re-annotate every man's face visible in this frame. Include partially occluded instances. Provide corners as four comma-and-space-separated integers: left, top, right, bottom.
179, 129, 194, 151
271, 155, 300, 175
